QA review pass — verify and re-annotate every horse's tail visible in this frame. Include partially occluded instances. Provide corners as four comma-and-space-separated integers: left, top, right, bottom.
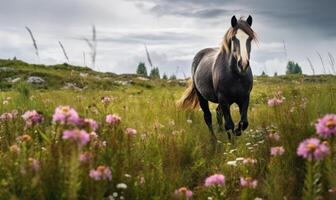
176, 79, 199, 110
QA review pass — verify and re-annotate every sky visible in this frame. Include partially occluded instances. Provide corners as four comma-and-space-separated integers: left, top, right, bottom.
0, 0, 336, 77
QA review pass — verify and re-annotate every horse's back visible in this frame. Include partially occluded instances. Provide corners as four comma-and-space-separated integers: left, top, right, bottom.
192, 48, 219, 103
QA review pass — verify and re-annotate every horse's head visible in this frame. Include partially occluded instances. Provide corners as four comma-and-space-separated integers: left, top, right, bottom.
223, 15, 256, 74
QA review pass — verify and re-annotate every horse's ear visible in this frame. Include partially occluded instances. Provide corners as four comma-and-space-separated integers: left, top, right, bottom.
231, 15, 237, 27
247, 15, 252, 26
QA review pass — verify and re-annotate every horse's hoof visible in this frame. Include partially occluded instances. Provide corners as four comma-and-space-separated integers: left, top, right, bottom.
234, 128, 242, 136
226, 131, 231, 140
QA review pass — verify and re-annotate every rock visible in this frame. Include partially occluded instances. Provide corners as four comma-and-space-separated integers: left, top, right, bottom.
63, 82, 84, 91
80, 73, 88, 77
114, 80, 132, 86
137, 77, 149, 81
0, 67, 14, 71
27, 76, 45, 84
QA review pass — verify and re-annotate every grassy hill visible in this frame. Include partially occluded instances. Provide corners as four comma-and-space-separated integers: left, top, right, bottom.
0, 59, 336, 199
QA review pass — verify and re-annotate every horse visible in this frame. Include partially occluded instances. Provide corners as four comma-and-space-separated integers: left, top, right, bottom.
177, 15, 257, 142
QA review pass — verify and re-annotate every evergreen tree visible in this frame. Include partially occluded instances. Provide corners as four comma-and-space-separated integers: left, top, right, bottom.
169, 74, 177, 80
162, 73, 168, 80
150, 67, 160, 79
286, 61, 302, 74
136, 62, 148, 76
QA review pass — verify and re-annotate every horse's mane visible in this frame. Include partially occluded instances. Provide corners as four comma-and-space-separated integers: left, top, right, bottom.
220, 17, 257, 54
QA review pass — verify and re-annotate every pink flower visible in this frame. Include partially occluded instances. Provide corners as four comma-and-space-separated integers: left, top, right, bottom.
81, 118, 98, 131
125, 128, 137, 136
268, 132, 280, 141
62, 129, 90, 146
101, 96, 112, 106
89, 165, 112, 181
22, 110, 43, 128
267, 98, 284, 107
270, 146, 285, 156
52, 106, 80, 125
297, 138, 330, 161
315, 114, 336, 138
106, 114, 121, 126
240, 177, 258, 189
79, 152, 92, 164
0, 112, 15, 121
28, 158, 40, 172
243, 158, 257, 165
174, 187, 193, 199
204, 174, 225, 187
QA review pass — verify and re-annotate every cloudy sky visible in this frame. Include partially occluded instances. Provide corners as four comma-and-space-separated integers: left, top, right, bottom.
0, 0, 335, 77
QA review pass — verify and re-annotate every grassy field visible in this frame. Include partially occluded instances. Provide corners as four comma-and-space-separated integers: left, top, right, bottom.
0, 60, 336, 199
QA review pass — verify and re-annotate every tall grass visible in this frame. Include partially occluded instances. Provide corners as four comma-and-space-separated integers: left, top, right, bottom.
25, 26, 39, 58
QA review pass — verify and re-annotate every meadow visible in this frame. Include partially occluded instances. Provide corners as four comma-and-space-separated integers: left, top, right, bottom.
0, 60, 336, 199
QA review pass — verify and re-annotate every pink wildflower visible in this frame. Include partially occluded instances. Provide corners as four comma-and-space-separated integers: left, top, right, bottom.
22, 110, 43, 128
125, 128, 137, 136
81, 118, 98, 131
106, 114, 121, 126
79, 152, 92, 164
89, 165, 112, 181
204, 173, 225, 187
62, 129, 90, 146
28, 158, 40, 172
174, 187, 193, 199
240, 177, 258, 189
270, 146, 285, 156
52, 106, 80, 125
268, 132, 280, 141
101, 96, 112, 106
315, 114, 336, 138
243, 158, 257, 165
0, 112, 14, 121
297, 138, 330, 161
267, 97, 284, 107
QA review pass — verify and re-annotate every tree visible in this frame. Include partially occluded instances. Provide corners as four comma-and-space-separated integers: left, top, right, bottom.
169, 74, 177, 80
261, 71, 267, 76
286, 61, 302, 75
136, 62, 148, 76
150, 67, 160, 79
162, 73, 168, 80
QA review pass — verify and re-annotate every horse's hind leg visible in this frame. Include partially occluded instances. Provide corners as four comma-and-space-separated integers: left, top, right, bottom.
216, 105, 224, 131
197, 93, 217, 143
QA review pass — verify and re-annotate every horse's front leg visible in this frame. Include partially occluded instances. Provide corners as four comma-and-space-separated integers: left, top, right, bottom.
235, 96, 250, 136
219, 100, 234, 139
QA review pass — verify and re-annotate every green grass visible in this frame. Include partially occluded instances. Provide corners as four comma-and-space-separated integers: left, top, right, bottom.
0, 59, 336, 199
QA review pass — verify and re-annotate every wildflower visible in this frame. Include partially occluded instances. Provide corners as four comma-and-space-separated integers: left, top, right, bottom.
315, 114, 336, 138
268, 132, 280, 141
106, 114, 121, 126
82, 118, 98, 131
243, 158, 257, 165
28, 158, 40, 172
0, 112, 14, 121
186, 119, 192, 124
270, 146, 285, 156
267, 98, 284, 107
235, 157, 244, 161
174, 187, 193, 199
89, 165, 112, 181
297, 138, 330, 161
125, 128, 137, 136
227, 160, 238, 166
101, 96, 112, 106
9, 144, 20, 154
79, 152, 92, 164
22, 110, 43, 128
62, 129, 90, 146
52, 106, 80, 125
17, 134, 32, 142
204, 174, 225, 187
116, 183, 127, 189
240, 177, 258, 189
89, 131, 98, 139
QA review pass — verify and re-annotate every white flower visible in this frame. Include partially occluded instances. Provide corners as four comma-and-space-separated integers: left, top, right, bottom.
235, 157, 244, 161
113, 192, 118, 197
124, 174, 131, 178
246, 142, 251, 146
227, 160, 237, 166
116, 183, 127, 189
187, 119, 192, 124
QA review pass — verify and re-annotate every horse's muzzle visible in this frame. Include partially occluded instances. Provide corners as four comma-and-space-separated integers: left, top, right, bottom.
238, 60, 250, 73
